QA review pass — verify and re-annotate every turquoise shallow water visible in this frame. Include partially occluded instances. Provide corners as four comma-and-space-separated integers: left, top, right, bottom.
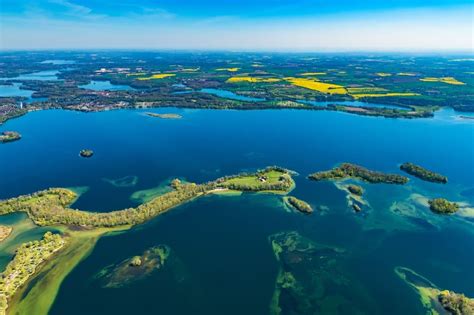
0, 108, 473, 314
79, 80, 136, 91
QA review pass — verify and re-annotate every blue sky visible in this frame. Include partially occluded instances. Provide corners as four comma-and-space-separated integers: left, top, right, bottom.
1, 0, 473, 51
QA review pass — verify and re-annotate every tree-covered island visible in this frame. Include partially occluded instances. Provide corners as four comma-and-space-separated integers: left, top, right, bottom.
283, 196, 313, 214
400, 162, 448, 183
347, 184, 364, 196
428, 198, 459, 214
0, 131, 21, 144
308, 163, 408, 185
79, 149, 94, 158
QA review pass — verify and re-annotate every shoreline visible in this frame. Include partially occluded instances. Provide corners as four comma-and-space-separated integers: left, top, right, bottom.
0, 102, 446, 127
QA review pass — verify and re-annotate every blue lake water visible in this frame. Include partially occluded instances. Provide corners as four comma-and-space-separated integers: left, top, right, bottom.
0, 82, 47, 103
0, 108, 473, 315
0, 70, 60, 81
0, 83, 34, 98
79, 80, 136, 91
40, 60, 76, 65
173, 88, 266, 102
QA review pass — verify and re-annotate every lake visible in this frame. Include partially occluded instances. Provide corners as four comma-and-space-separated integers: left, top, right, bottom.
0, 108, 473, 315
0, 83, 34, 98
40, 60, 76, 65
0, 70, 61, 81
173, 88, 266, 102
79, 80, 136, 91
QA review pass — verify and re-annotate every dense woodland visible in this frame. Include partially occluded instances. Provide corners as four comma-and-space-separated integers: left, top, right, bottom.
309, 163, 409, 185
400, 162, 448, 184
428, 198, 459, 214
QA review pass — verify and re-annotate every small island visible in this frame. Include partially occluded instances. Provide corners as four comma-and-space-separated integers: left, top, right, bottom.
283, 196, 313, 214
0, 225, 12, 242
308, 163, 408, 185
146, 113, 182, 119
79, 149, 94, 158
428, 198, 459, 214
400, 162, 447, 184
0, 131, 21, 143
395, 266, 474, 315
95, 245, 170, 288
347, 184, 364, 196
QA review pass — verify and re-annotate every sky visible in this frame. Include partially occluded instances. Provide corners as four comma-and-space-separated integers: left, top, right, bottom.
0, 0, 473, 51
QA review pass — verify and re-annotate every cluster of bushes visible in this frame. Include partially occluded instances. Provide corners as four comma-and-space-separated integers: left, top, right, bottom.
428, 198, 459, 214
438, 290, 474, 315
347, 184, 364, 196
309, 163, 408, 185
286, 196, 313, 214
400, 162, 447, 184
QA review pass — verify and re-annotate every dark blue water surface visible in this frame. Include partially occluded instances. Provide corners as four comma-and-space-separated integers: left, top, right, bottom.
0, 108, 473, 315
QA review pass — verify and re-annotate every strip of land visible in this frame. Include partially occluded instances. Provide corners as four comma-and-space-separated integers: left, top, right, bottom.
308, 163, 408, 184
400, 162, 448, 184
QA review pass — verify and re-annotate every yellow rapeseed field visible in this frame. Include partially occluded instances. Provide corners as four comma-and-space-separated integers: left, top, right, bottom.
136, 74, 176, 80
226, 76, 281, 83
285, 77, 347, 94
419, 77, 465, 85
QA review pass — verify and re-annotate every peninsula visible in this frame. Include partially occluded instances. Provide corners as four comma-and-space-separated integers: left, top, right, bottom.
0, 232, 65, 315
0, 166, 295, 228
